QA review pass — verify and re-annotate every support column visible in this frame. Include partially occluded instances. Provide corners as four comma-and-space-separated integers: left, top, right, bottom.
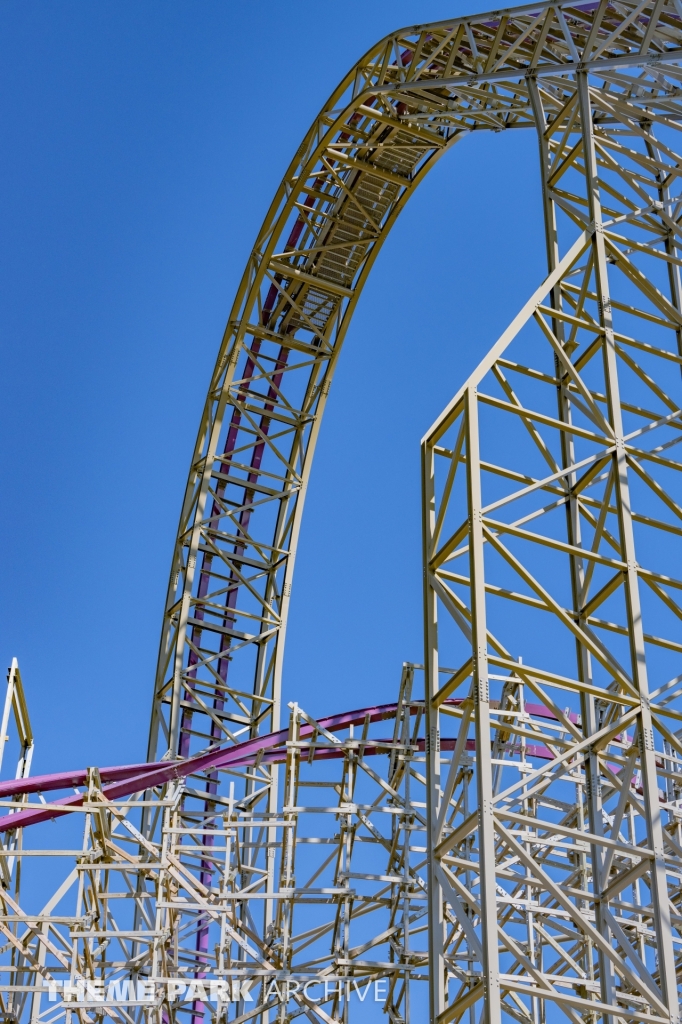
464, 386, 501, 1024
422, 439, 446, 1023
530, 74, 616, 1016
577, 70, 680, 1024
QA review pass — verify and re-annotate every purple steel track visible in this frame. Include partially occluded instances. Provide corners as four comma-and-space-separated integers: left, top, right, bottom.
0, 699, 573, 834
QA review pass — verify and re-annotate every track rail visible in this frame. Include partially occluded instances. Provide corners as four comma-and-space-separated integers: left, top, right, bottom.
4, 6, 677, 1022
0, 699, 570, 833
150, 0, 682, 786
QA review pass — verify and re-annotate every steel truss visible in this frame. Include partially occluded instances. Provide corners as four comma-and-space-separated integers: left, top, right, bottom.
422, 33, 682, 1024
4, 2, 682, 1023
0, 665, 434, 1022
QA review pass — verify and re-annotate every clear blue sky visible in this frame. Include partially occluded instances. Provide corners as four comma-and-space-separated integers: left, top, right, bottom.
0, 2, 545, 774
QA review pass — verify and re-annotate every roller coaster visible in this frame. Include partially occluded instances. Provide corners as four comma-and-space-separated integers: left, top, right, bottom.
3, 3, 682, 1022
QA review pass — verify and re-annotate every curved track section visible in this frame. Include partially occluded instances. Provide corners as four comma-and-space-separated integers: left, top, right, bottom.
0, 698, 567, 834
149, 34, 458, 765
150, 0, 682, 775
3, 5, 682, 1024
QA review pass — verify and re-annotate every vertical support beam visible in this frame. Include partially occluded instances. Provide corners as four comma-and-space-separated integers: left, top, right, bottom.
0, 661, 18, 776
278, 701, 299, 1006
464, 386, 501, 1024
528, 75, 560, 284
531, 74, 616, 1013
422, 439, 446, 1023
28, 923, 47, 1024
577, 70, 680, 1024
399, 666, 414, 1024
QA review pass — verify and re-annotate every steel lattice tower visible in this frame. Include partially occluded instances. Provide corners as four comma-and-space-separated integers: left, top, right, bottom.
2, 4, 682, 1023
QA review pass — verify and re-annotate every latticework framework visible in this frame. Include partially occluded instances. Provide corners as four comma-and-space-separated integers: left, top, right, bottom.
0, 666, 432, 1023
3, 3, 682, 1022
422, 34, 682, 1024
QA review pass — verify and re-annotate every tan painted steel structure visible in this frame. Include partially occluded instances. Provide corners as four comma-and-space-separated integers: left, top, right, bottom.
2, 3, 682, 1023
419, 10, 682, 1023
0, 665, 430, 1024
